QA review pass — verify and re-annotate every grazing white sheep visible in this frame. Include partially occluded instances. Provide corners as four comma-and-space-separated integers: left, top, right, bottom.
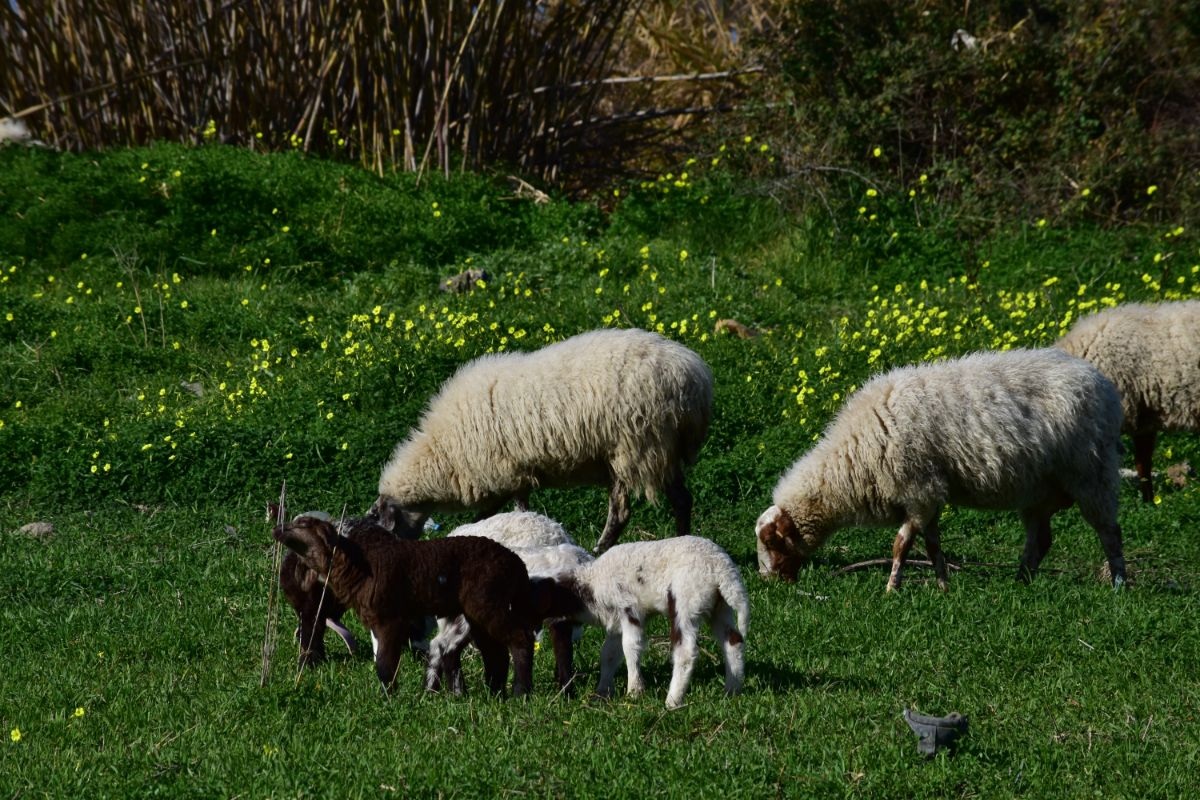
426, 512, 595, 693
374, 327, 713, 552
756, 348, 1127, 591
563, 535, 749, 710
1056, 300, 1200, 502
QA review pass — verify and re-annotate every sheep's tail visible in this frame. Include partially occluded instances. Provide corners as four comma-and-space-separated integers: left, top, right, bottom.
717, 568, 750, 640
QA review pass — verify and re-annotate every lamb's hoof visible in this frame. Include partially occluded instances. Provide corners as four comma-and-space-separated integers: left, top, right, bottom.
903, 708, 968, 757
665, 697, 685, 710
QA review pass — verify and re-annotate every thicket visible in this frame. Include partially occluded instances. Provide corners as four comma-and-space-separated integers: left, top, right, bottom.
747, 0, 1200, 225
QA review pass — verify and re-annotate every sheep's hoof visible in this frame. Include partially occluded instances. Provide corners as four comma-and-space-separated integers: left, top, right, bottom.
665, 697, 686, 710
903, 708, 968, 757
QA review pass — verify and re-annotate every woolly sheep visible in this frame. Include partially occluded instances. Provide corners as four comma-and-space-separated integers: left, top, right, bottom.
756, 348, 1128, 591
1056, 300, 1200, 502
273, 515, 538, 696
426, 511, 594, 693
374, 327, 713, 552
553, 535, 750, 709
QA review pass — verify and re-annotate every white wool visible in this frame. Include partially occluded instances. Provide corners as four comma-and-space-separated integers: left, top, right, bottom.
447, 511, 574, 549
377, 327, 712, 549
572, 535, 749, 709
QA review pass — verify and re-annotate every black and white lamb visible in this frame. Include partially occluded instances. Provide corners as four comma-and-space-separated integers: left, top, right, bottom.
1057, 300, 1200, 502
273, 515, 538, 696
425, 512, 594, 694
374, 327, 713, 552
756, 348, 1128, 590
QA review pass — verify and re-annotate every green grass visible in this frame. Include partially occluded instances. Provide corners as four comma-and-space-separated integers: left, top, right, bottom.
2, 143, 1199, 798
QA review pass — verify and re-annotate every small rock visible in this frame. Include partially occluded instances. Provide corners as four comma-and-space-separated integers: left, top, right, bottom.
17, 521, 55, 539
180, 380, 204, 397
1166, 461, 1191, 488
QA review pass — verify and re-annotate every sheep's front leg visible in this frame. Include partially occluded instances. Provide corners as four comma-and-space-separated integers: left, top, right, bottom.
507, 629, 535, 698
595, 630, 625, 698
1017, 509, 1053, 583
621, 614, 647, 698
594, 482, 631, 553
887, 520, 920, 592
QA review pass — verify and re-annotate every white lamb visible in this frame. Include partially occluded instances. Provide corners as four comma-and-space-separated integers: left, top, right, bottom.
1056, 300, 1200, 502
374, 327, 713, 552
756, 348, 1127, 591
563, 535, 749, 710
426, 512, 595, 693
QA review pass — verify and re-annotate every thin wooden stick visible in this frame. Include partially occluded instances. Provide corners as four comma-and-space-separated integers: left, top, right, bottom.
260, 481, 287, 687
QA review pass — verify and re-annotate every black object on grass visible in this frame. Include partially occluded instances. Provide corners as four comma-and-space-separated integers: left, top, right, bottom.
903, 708, 969, 757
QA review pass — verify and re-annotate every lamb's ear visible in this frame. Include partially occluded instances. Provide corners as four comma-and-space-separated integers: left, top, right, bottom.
371, 496, 426, 539
273, 520, 334, 572
370, 496, 397, 531
266, 501, 284, 525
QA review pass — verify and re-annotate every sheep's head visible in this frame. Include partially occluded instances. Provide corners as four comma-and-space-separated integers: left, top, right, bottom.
368, 495, 427, 540
273, 517, 340, 579
755, 504, 824, 581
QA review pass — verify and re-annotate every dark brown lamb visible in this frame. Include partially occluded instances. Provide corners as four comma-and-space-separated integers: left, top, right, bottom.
273, 516, 538, 696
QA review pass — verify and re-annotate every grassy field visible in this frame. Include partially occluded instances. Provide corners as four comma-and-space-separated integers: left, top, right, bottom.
2, 142, 1199, 798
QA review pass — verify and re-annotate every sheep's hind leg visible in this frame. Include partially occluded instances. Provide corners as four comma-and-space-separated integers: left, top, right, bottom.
709, 602, 745, 697
665, 471, 693, 537
666, 613, 699, 710
594, 482, 631, 553
1075, 498, 1127, 588
887, 520, 920, 592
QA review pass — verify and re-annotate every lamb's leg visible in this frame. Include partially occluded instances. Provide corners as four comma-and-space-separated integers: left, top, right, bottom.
594, 482, 631, 553
919, 516, 949, 591
1017, 509, 1053, 583
326, 617, 357, 654
709, 602, 745, 697
472, 632, 510, 695
665, 614, 699, 710
886, 520, 919, 592
665, 471, 694, 537
1133, 429, 1157, 503
619, 614, 647, 697
549, 619, 577, 694
372, 624, 406, 694
426, 615, 471, 693
595, 630, 624, 698
507, 630, 535, 698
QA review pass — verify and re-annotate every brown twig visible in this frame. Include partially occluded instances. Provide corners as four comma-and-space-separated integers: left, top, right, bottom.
260, 481, 287, 687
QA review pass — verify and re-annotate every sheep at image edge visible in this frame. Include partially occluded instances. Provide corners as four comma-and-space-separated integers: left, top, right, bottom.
756, 347, 1128, 591
374, 327, 713, 552
1056, 300, 1200, 503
